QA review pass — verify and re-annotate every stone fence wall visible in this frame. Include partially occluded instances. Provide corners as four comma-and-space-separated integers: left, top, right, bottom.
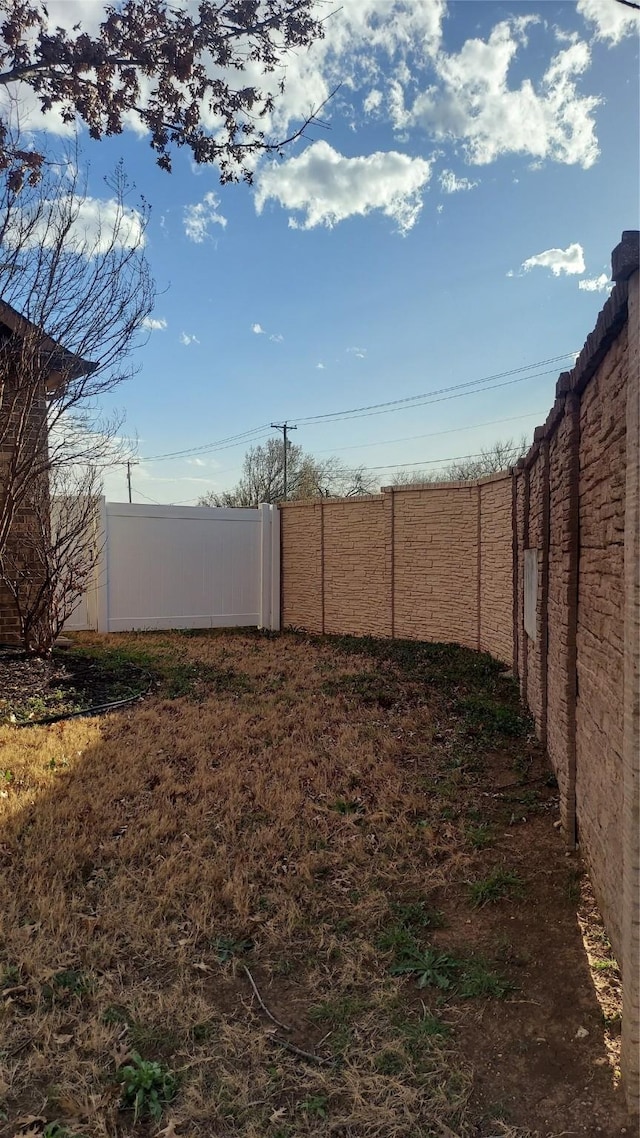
280, 231, 639, 1111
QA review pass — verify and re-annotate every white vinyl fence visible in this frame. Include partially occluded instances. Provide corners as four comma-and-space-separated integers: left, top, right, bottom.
65, 499, 280, 633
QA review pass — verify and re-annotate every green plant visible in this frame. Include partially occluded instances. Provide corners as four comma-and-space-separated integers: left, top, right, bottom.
102, 1004, 131, 1025
400, 1011, 451, 1048
457, 957, 514, 999
374, 1048, 405, 1075
42, 1124, 87, 1138
390, 948, 460, 990
116, 1051, 177, 1122
467, 822, 494, 850
592, 958, 618, 973
309, 994, 368, 1025
42, 969, 90, 1004
468, 868, 525, 907
390, 899, 445, 930
377, 924, 419, 955
300, 1094, 329, 1119
331, 797, 365, 815
211, 935, 253, 963
458, 694, 528, 738
566, 866, 583, 904
0, 963, 20, 989
0, 769, 14, 783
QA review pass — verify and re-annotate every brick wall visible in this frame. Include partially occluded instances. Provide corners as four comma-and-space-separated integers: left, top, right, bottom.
280, 231, 639, 1111
512, 232, 639, 1112
478, 476, 514, 663
575, 331, 627, 953
280, 474, 514, 664
0, 383, 48, 646
323, 497, 389, 637
392, 482, 480, 647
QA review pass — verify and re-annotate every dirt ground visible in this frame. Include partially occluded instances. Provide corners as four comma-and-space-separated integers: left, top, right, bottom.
0, 629, 632, 1138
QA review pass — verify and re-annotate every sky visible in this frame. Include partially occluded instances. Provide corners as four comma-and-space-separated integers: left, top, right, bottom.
4, 0, 639, 504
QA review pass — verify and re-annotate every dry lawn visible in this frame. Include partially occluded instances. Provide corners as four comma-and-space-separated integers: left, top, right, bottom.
0, 630, 631, 1138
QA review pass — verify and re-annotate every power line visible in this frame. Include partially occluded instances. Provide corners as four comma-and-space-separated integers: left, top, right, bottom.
137, 352, 575, 464
137, 405, 543, 494
358, 447, 524, 473
296, 368, 561, 427
132, 489, 164, 504
313, 410, 545, 456
292, 354, 575, 426
141, 424, 271, 464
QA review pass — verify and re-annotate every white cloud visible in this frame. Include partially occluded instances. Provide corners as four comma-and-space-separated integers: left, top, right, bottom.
187, 457, 207, 467
252, 323, 265, 335
180, 332, 200, 346
255, 140, 433, 234
5, 195, 146, 256
521, 242, 586, 276
316, 362, 325, 370
263, 0, 447, 138
183, 192, 227, 243
577, 0, 639, 43
407, 23, 600, 169
347, 346, 367, 359
439, 169, 478, 193
269, 333, 284, 343
142, 316, 167, 331
364, 89, 383, 114
578, 272, 612, 292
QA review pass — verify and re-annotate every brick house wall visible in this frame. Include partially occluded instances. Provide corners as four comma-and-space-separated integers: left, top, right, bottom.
0, 302, 94, 647
0, 383, 48, 646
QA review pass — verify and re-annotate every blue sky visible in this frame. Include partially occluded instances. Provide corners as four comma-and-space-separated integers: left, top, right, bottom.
7, 0, 640, 503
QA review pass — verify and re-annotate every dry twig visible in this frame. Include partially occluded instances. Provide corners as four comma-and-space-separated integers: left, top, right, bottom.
242, 964, 292, 1032
268, 1035, 336, 1067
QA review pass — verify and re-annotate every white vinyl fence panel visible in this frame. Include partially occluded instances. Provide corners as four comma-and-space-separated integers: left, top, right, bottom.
66, 499, 280, 633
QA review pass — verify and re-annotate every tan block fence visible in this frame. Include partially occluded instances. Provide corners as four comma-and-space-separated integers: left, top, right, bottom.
280, 232, 640, 1112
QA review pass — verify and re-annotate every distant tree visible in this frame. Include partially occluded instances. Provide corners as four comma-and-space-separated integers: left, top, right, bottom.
387, 436, 529, 487
199, 436, 376, 506
0, 0, 328, 189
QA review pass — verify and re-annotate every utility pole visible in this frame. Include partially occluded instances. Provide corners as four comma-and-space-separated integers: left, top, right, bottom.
126, 459, 139, 504
271, 422, 297, 501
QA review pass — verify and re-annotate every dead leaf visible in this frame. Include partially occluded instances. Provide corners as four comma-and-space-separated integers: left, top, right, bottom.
2, 985, 28, 999
13, 1118, 46, 1137
112, 1040, 130, 1066
16, 922, 41, 938
53, 1032, 73, 1044
192, 961, 213, 973
158, 1123, 183, 1138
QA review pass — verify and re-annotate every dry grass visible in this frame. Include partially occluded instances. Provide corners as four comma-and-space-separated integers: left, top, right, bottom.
0, 630, 628, 1138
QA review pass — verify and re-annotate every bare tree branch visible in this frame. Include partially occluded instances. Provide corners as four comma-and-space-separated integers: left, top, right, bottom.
0, 128, 153, 651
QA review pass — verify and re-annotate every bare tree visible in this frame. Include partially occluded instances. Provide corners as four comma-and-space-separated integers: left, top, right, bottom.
199, 436, 376, 506
1, 463, 102, 654
0, 0, 328, 187
0, 134, 153, 651
387, 436, 529, 487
